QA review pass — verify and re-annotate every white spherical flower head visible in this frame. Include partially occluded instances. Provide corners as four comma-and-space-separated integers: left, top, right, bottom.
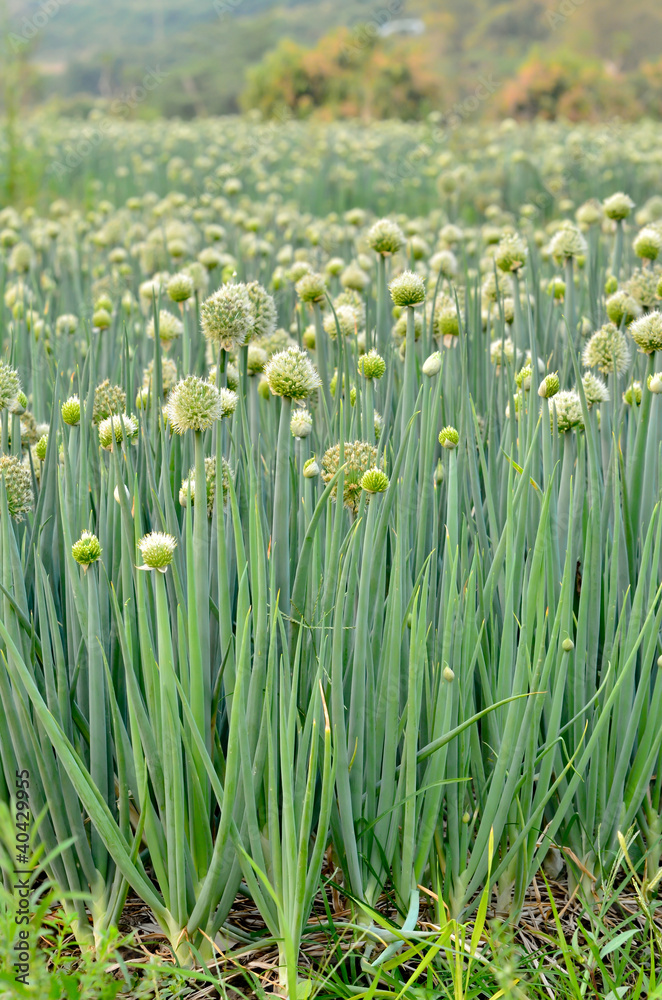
581, 372, 609, 408
295, 271, 327, 304
630, 311, 662, 355
323, 304, 359, 340
98, 413, 139, 450
165, 376, 224, 433
265, 347, 322, 400
582, 323, 630, 375
218, 387, 238, 418
167, 272, 195, 303
495, 233, 527, 273
147, 310, 183, 347
549, 223, 587, 264
367, 218, 405, 256
246, 281, 277, 341
0, 361, 21, 410
603, 192, 635, 221
550, 390, 584, 433
389, 270, 426, 308
137, 531, 177, 572
633, 227, 662, 262
201, 282, 255, 351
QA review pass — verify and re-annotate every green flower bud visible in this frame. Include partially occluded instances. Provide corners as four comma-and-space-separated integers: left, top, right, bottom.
603, 192, 634, 221
515, 364, 532, 391
246, 345, 268, 375
147, 310, 183, 347
633, 227, 662, 261
360, 468, 389, 493
623, 381, 642, 406
35, 434, 48, 461
495, 233, 527, 273
258, 376, 270, 400
538, 373, 560, 398
322, 440, 380, 512
137, 531, 177, 572
562, 637, 574, 652
0, 454, 33, 520
434, 458, 444, 485
606, 290, 640, 327
443, 666, 455, 682
11, 391, 27, 415
604, 274, 618, 295
389, 270, 426, 308
72, 530, 101, 568
438, 426, 459, 449
547, 277, 566, 300
93, 308, 112, 330
93, 380, 126, 424
56, 313, 78, 336
0, 361, 21, 410
167, 272, 195, 303
358, 349, 386, 380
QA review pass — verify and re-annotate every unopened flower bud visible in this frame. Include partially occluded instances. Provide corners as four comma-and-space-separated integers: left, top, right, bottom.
358, 349, 386, 380
562, 637, 574, 652
303, 457, 320, 478
62, 395, 81, 425
35, 434, 48, 461
72, 530, 101, 568
438, 426, 459, 449
443, 665, 455, 682
291, 408, 313, 438
422, 351, 442, 377
137, 531, 177, 572
360, 468, 389, 493
538, 373, 560, 398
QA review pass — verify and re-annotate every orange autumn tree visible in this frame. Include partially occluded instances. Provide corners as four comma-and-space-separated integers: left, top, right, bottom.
241, 28, 440, 121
